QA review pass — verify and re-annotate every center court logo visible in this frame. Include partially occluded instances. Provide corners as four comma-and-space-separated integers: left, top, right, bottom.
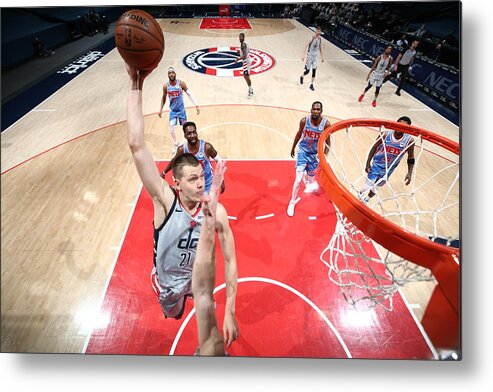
183, 47, 275, 77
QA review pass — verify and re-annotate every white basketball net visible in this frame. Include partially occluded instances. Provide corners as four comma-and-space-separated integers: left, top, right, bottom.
320, 125, 459, 311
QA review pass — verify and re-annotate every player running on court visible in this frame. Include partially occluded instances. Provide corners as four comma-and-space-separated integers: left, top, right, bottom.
158, 66, 200, 153
358, 45, 393, 107
287, 101, 331, 217
300, 26, 324, 91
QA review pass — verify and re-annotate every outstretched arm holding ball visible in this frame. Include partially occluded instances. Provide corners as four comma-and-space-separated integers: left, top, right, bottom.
126, 63, 175, 226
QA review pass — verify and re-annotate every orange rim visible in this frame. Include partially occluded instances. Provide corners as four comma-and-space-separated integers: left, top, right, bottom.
317, 118, 460, 271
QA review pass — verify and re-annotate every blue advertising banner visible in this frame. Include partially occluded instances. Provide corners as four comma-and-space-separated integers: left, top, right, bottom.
2, 37, 115, 131
334, 24, 459, 110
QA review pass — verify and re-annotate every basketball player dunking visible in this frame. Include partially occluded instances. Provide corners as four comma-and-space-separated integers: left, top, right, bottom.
358, 45, 393, 107
127, 65, 238, 347
234, 33, 254, 98
300, 26, 324, 91
161, 121, 225, 194
359, 116, 416, 203
287, 101, 331, 217
158, 67, 200, 153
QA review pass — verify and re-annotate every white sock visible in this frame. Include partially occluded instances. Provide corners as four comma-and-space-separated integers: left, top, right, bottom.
170, 124, 177, 144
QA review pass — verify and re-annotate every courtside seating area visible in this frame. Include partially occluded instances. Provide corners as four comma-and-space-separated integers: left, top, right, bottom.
1, 7, 124, 69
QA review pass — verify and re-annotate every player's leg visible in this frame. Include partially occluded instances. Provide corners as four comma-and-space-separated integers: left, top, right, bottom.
244, 73, 253, 97
360, 165, 388, 202
359, 81, 373, 101
287, 154, 307, 216
243, 60, 253, 97
395, 64, 409, 95
372, 79, 383, 107
309, 68, 317, 91
303, 156, 319, 193
151, 268, 189, 320
300, 63, 310, 84
169, 115, 178, 146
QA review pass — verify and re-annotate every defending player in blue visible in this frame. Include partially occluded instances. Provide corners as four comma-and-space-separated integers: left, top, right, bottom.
158, 67, 200, 153
287, 101, 331, 217
359, 116, 416, 203
160, 121, 225, 194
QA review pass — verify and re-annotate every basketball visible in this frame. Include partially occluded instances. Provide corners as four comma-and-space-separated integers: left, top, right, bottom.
114, 9, 165, 70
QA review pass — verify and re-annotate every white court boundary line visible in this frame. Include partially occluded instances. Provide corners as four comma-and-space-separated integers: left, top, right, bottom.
198, 121, 292, 142
169, 276, 352, 358
81, 187, 142, 353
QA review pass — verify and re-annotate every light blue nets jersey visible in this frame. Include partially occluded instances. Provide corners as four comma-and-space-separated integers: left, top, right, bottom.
372, 130, 412, 173
167, 79, 186, 117
299, 115, 327, 154
184, 139, 213, 193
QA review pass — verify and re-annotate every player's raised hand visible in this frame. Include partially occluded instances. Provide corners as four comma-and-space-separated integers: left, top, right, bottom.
404, 173, 412, 185
223, 313, 239, 347
201, 161, 226, 223
125, 63, 152, 89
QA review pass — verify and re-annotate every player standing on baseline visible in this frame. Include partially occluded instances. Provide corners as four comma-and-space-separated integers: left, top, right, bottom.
158, 67, 200, 153
359, 116, 415, 203
358, 45, 393, 107
300, 26, 324, 91
160, 121, 225, 194
234, 33, 253, 98
126, 64, 238, 347
287, 101, 331, 217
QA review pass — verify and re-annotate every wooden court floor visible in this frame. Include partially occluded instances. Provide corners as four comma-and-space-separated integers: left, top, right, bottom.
1, 19, 459, 355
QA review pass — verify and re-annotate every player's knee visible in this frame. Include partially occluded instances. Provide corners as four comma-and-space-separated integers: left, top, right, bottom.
303, 68, 310, 76
295, 169, 304, 183
312, 69, 316, 78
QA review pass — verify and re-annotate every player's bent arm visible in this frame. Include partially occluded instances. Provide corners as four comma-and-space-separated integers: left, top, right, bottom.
161, 146, 184, 178
216, 202, 239, 346
291, 118, 306, 156
366, 138, 383, 168
216, 203, 238, 317
323, 120, 331, 155
370, 56, 379, 73
394, 53, 403, 66
192, 220, 223, 356
205, 143, 219, 161
194, 295, 224, 356
159, 85, 167, 114
240, 43, 247, 60
192, 185, 225, 355
405, 144, 416, 179
127, 84, 173, 207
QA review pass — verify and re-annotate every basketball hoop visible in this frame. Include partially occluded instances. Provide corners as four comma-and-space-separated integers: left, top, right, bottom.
318, 118, 460, 353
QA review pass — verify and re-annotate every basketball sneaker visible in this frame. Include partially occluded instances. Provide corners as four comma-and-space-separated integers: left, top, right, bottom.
287, 200, 296, 217
304, 181, 319, 193
372, 100, 377, 107
309, 84, 315, 91
300, 76, 304, 84
395, 90, 401, 96
358, 94, 364, 102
